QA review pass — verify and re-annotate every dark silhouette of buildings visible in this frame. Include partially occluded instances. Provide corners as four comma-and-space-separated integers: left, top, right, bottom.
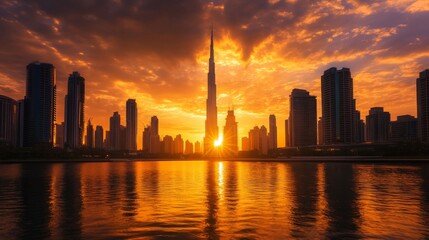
390, 115, 418, 143
184, 140, 193, 155
223, 110, 238, 155
24, 62, 56, 147
195, 141, 201, 154
126, 99, 137, 151
55, 122, 64, 148
0, 95, 17, 146
64, 71, 85, 149
321, 67, 354, 145
109, 112, 121, 150
86, 120, 93, 148
268, 114, 277, 150
241, 137, 249, 151
95, 125, 104, 149
417, 69, 429, 143
352, 100, 365, 143
162, 135, 173, 154
248, 125, 268, 154
150, 116, 160, 153
287, 89, 317, 147
174, 134, 184, 154
204, 27, 219, 155
142, 126, 150, 152
366, 107, 390, 143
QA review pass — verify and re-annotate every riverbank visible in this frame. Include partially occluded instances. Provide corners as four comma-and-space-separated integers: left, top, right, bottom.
1, 156, 429, 164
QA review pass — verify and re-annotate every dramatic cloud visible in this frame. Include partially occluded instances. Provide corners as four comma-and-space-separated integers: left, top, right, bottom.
0, 0, 428, 148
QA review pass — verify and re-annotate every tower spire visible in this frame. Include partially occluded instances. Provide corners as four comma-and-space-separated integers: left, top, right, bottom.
210, 24, 214, 60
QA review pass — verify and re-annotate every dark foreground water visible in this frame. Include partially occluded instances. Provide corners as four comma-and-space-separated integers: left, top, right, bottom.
1, 161, 429, 239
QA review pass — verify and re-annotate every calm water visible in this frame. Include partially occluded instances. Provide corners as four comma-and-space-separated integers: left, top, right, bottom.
0, 161, 429, 239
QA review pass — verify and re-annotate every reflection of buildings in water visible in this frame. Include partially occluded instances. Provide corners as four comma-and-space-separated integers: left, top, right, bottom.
122, 162, 137, 217
225, 162, 238, 212
19, 164, 53, 239
60, 163, 83, 239
108, 163, 121, 203
324, 163, 360, 237
142, 162, 159, 198
204, 161, 220, 240
289, 163, 319, 237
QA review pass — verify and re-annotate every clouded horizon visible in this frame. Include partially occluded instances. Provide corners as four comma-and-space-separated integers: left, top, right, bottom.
0, 0, 428, 148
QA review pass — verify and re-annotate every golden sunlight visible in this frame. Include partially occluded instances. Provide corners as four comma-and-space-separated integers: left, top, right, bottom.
214, 135, 223, 147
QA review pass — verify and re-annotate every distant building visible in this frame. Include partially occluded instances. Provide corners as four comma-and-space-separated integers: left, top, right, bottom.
0, 95, 17, 146
174, 134, 184, 154
162, 135, 173, 154
352, 99, 365, 143
366, 107, 390, 143
120, 125, 126, 150
260, 126, 268, 154
86, 120, 94, 148
150, 116, 160, 153
104, 130, 110, 149
417, 69, 429, 143
126, 99, 137, 151
321, 67, 354, 144
109, 112, 121, 150
241, 137, 249, 151
287, 89, 317, 147
185, 140, 193, 155
24, 61, 56, 147
390, 115, 418, 143
223, 110, 238, 155
248, 126, 268, 154
55, 122, 64, 148
17, 99, 25, 147
142, 126, 150, 152
317, 117, 323, 145
285, 119, 290, 147
268, 114, 277, 150
95, 125, 104, 149
194, 141, 201, 153
64, 71, 85, 149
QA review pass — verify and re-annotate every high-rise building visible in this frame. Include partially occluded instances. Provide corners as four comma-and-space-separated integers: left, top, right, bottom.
268, 114, 277, 150
104, 130, 110, 149
0, 95, 17, 146
150, 116, 160, 153
55, 122, 64, 148
109, 112, 121, 150
223, 110, 238, 155
120, 125, 126, 150
174, 134, 184, 154
95, 125, 104, 149
64, 71, 85, 149
204, 27, 219, 155
285, 119, 290, 147
390, 115, 418, 143
17, 99, 25, 147
287, 89, 317, 147
126, 99, 137, 151
185, 140, 193, 155
143, 126, 151, 152
352, 99, 365, 143
249, 126, 260, 151
162, 135, 174, 154
321, 67, 354, 145
195, 141, 201, 154
260, 125, 268, 155
86, 120, 94, 148
241, 137, 249, 151
24, 62, 56, 147
317, 117, 323, 145
417, 69, 429, 143
365, 107, 390, 143
248, 126, 268, 154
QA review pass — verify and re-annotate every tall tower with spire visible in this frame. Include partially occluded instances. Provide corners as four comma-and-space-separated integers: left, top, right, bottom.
204, 26, 219, 155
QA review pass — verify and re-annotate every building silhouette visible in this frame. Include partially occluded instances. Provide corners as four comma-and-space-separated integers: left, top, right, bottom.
109, 112, 121, 150
24, 62, 56, 147
174, 134, 184, 154
204, 27, 219, 155
365, 107, 390, 143
162, 135, 173, 154
223, 110, 238, 155
248, 126, 268, 154
352, 99, 365, 143
185, 140, 193, 155
417, 69, 429, 143
0, 95, 17, 146
321, 67, 354, 144
17, 99, 25, 147
268, 114, 277, 150
285, 119, 290, 147
287, 89, 317, 147
142, 126, 150, 152
150, 116, 160, 153
241, 137, 249, 151
64, 71, 85, 149
86, 120, 93, 148
317, 117, 323, 145
126, 99, 137, 151
390, 115, 418, 143
55, 122, 64, 148
95, 125, 104, 149
195, 141, 201, 154
104, 130, 110, 149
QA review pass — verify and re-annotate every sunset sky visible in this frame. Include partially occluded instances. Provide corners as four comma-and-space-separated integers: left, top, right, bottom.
0, 0, 428, 149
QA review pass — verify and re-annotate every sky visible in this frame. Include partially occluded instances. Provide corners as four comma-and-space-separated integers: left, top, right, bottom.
0, 0, 428, 149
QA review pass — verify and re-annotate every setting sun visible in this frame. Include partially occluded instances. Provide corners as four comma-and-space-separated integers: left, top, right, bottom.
214, 136, 223, 147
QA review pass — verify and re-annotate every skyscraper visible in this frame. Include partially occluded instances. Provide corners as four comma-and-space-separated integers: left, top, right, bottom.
204, 27, 218, 155
86, 120, 94, 148
417, 69, 429, 143
162, 135, 174, 154
109, 112, 121, 150
150, 116, 160, 153
24, 62, 56, 147
321, 67, 354, 144
194, 141, 201, 154
390, 115, 418, 143
0, 95, 17, 146
55, 122, 64, 148
287, 89, 317, 147
95, 125, 104, 149
185, 140, 193, 155
365, 107, 390, 143
268, 114, 277, 150
223, 110, 238, 155
126, 99, 137, 151
174, 134, 184, 154
143, 126, 150, 152
64, 71, 85, 149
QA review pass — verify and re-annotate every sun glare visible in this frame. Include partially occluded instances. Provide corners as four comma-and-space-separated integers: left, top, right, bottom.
214, 136, 223, 147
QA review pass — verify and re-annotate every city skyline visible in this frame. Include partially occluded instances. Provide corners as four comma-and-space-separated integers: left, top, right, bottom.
0, 1, 428, 148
